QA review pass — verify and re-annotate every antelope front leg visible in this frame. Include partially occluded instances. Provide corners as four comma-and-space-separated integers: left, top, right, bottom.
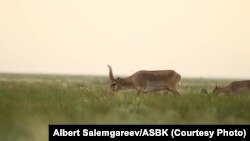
164, 89, 169, 95
136, 87, 144, 96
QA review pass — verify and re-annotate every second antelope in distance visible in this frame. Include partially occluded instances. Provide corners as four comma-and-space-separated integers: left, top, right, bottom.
107, 65, 181, 96
213, 80, 250, 95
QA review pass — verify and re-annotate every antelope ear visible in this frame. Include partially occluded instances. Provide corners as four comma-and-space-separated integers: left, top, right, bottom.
216, 85, 220, 88
117, 77, 120, 80
215, 85, 218, 89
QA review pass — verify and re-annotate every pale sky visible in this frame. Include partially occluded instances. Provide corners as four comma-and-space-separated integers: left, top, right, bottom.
0, 0, 250, 79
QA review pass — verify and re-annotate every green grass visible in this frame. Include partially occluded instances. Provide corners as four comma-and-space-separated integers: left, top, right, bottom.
0, 73, 250, 141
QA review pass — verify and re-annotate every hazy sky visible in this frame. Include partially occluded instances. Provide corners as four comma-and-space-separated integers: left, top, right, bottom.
0, 0, 250, 79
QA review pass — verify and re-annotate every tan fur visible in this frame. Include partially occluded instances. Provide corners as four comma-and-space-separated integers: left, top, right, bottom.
213, 80, 250, 95
107, 65, 181, 96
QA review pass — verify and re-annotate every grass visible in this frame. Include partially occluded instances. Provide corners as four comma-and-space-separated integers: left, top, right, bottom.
0, 73, 250, 141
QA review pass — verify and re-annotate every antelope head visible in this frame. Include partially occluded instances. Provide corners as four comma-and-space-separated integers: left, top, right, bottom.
212, 85, 220, 95
107, 65, 123, 92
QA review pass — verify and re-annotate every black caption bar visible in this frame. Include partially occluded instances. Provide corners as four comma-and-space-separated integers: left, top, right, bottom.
49, 124, 249, 141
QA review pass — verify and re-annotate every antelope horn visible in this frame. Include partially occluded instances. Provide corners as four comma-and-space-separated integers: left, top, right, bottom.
107, 64, 114, 81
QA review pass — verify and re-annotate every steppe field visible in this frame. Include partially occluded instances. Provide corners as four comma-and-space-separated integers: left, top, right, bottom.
0, 73, 250, 141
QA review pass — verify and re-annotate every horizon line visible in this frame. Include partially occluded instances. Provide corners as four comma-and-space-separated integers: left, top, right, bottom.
0, 71, 248, 80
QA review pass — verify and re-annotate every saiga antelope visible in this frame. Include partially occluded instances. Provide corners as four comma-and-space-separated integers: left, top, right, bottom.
107, 65, 181, 96
213, 80, 250, 95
